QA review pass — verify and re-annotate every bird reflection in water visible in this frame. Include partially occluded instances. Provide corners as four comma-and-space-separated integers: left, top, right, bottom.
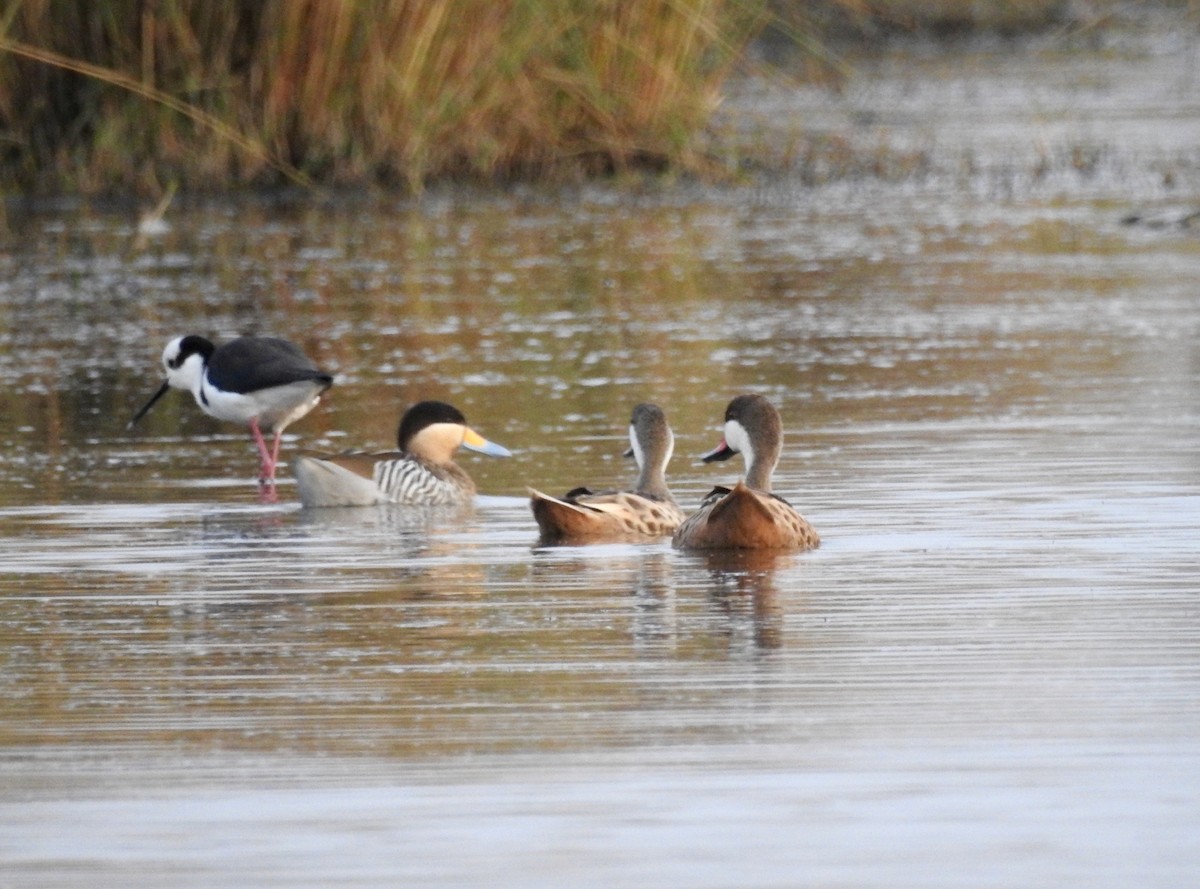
694, 549, 790, 652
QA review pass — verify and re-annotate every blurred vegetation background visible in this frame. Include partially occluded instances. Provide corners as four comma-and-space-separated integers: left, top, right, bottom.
0, 0, 1189, 196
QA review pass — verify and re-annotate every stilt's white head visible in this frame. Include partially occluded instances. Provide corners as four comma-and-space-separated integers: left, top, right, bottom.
160, 335, 215, 393
129, 335, 215, 427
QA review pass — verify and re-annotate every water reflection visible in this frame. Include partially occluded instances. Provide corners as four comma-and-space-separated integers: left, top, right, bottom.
628, 551, 678, 650
688, 549, 790, 652
2, 169, 1195, 757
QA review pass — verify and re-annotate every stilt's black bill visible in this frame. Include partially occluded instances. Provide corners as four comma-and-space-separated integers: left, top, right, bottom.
129, 381, 171, 428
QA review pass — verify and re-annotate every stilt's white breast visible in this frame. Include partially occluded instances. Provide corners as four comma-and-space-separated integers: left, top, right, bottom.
199, 375, 325, 428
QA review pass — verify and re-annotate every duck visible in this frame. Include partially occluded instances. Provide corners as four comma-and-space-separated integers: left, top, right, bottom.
292, 400, 511, 508
529, 402, 686, 543
130, 334, 334, 490
672, 394, 819, 551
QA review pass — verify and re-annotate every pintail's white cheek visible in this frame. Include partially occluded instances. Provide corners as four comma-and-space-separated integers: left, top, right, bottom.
630, 426, 646, 467
723, 420, 745, 453
725, 420, 755, 468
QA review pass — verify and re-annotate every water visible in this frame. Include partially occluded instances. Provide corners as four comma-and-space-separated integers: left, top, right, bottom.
2, 19, 1200, 888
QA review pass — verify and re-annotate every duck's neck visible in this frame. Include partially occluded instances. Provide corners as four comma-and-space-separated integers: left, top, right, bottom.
635, 456, 672, 500
744, 453, 776, 492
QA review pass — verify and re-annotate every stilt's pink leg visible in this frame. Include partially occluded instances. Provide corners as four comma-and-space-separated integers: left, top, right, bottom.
270, 431, 284, 477
249, 418, 275, 482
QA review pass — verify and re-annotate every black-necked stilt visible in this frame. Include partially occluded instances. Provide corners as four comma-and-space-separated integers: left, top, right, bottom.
291, 400, 511, 508
131, 334, 334, 491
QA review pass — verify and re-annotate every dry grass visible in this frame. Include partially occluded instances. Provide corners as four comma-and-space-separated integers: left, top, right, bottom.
0, 0, 765, 194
